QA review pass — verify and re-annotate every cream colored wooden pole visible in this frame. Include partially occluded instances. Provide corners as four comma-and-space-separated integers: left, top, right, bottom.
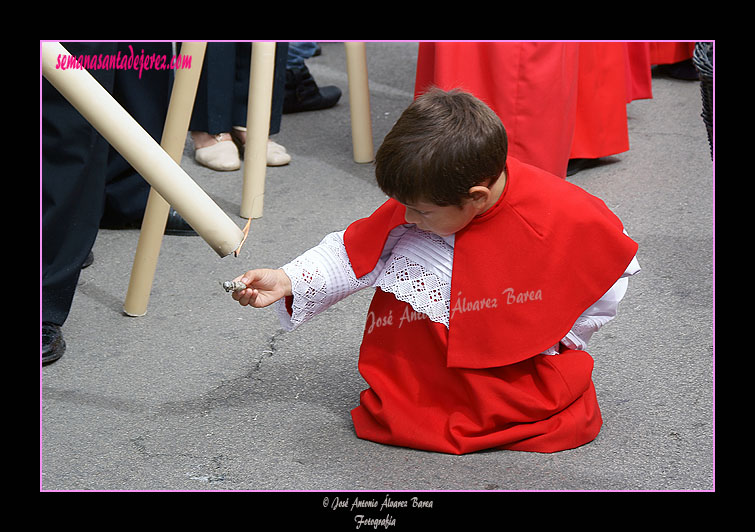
123, 42, 207, 316
345, 42, 374, 163
41, 42, 244, 259
240, 42, 276, 219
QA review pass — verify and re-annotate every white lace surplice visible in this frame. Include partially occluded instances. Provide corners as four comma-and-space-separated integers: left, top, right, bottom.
276, 225, 640, 355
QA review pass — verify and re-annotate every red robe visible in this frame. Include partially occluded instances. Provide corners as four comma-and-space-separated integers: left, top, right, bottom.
344, 157, 638, 454
649, 42, 695, 65
415, 42, 580, 178
415, 42, 641, 177
624, 42, 653, 102
569, 42, 631, 160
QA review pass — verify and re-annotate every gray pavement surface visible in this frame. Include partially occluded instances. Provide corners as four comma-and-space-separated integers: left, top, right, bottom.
40, 43, 714, 499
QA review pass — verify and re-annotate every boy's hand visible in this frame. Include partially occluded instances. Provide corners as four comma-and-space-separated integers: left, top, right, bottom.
231, 268, 292, 308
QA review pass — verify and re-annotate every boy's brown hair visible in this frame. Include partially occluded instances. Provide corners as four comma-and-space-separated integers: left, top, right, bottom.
375, 88, 508, 207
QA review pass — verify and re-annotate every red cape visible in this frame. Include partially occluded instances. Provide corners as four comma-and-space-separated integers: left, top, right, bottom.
344, 156, 638, 369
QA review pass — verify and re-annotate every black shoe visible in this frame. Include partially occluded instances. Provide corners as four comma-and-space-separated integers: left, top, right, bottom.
165, 208, 197, 236
566, 158, 600, 177
42, 322, 66, 365
283, 66, 341, 114
662, 59, 700, 81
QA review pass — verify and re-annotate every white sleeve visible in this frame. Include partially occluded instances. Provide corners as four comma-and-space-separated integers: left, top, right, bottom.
274, 229, 398, 331
559, 254, 641, 351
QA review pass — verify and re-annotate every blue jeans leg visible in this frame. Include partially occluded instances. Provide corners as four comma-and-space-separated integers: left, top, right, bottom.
287, 42, 319, 69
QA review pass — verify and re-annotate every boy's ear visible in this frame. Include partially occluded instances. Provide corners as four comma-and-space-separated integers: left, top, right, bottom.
467, 185, 491, 205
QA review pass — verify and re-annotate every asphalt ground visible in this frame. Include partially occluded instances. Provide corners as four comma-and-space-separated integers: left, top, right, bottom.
40, 42, 715, 514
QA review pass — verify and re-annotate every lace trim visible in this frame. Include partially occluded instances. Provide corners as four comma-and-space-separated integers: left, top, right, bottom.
375, 254, 451, 327
278, 231, 379, 330
374, 228, 454, 327
277, 228, 456, 330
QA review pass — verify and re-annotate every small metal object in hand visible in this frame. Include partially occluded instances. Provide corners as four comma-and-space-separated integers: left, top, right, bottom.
222, 280, 247, 292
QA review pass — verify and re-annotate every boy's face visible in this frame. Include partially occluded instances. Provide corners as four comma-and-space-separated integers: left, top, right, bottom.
398, 172, 506, 237
401, 198, 484, 237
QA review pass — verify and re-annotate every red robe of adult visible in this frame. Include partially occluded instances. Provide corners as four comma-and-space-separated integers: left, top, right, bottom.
649, 42, 695, 65
343, 157, 638, 454
569, 42, 631, 160
415, 42, 638, 177
415, 42, 579, 178
624, 42, 653, 102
